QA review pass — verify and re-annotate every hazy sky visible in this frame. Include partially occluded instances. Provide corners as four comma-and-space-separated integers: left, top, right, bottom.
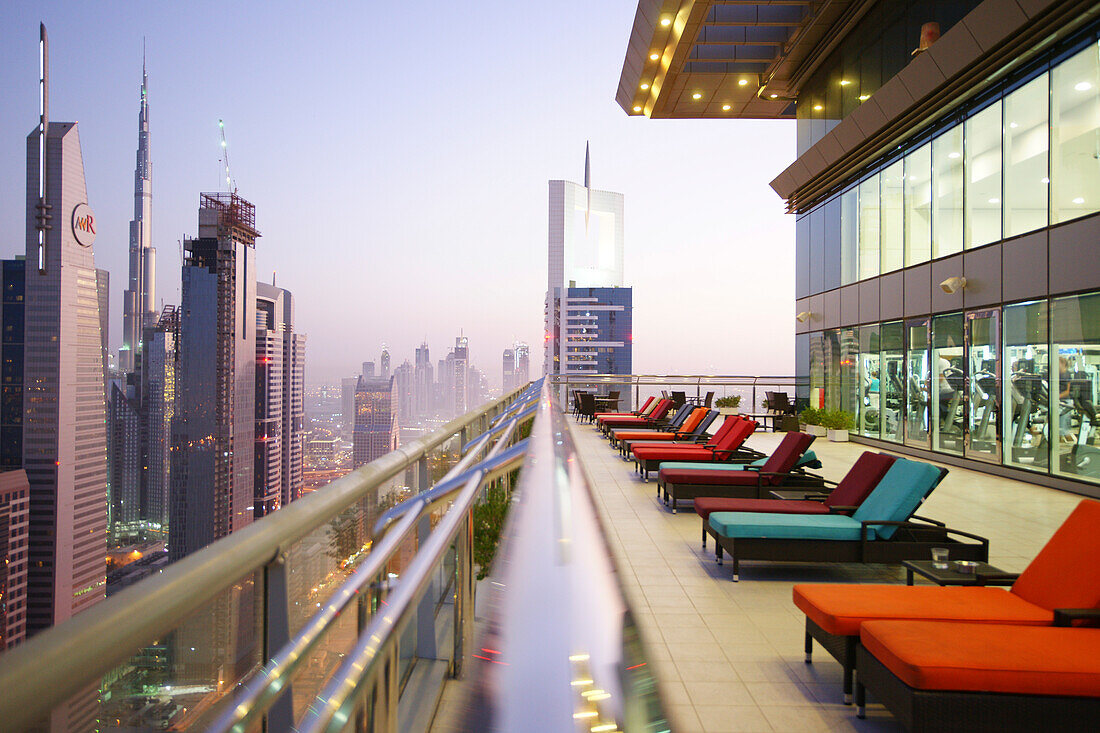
0, 1, 795, 386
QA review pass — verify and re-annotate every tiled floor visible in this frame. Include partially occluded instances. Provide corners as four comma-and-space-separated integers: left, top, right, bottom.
569, 418, 1083, 732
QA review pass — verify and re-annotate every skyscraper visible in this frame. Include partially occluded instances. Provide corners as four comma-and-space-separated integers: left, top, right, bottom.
453, 336, 469, 416
352, 376, 398, 467
514, 341, 530, 387
414, 342, 433, 418
545, 145, 632, 388
0, 258, 26, 472
393, 359, 414, 424
140, 306, 177, 540
22, 25, 109, 638
0, 470, 29, 651
380, 345, 390, 380
170, 193, 258, 561
502, 348, 515, 392
340, 376, 358, 435
362, 361, 375, 378
121, 58, 155, 374
254, 282, 305, 518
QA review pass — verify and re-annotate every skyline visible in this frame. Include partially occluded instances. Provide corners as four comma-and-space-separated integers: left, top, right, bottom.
0, 1, 796, 385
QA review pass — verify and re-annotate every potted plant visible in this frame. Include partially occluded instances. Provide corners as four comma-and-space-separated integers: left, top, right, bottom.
800, 407, 826, 437
715, 395, 741, 415
821, 409, 855, 442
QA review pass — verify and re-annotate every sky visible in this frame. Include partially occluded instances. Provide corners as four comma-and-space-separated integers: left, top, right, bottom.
0, 0, 796, 387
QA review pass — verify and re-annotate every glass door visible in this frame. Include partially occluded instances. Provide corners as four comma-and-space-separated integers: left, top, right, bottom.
932, 313, 965, 456
858, 325, 881, 438
904, 318, 931, 448
880, 321, 905, 443
965, 310, 1001, 463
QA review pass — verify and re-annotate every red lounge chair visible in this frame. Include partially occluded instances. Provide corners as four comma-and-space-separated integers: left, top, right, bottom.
631, 417, 760, 481
656, 432, 819, 511
691, 450, 895, 530
594, 395, 654, 420
856, 620, 1100, 730
595, 399, 673, 433
793, 499, 1100, 704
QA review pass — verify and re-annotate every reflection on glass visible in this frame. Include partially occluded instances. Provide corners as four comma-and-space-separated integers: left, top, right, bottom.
824, 329, 842, 411
965, 101, 1003, 248
858, 174, 880, 280
880, 161, 904, 272
881, 321, 905, 443
859, 325, 881, 438
1004, 74, 1049, 238
840, 187, 859, 285
904, 142, 932, 266
905, 319, 930, 447
1052, 41, 1100, 224
932, 314, 965, 455
966, 311, 1000, 462
1051, 291, 1100, 484
1004, 300, 1050, 472
933, 126, 964, 258
840, 327, 859, 431
809, 334, 825, 409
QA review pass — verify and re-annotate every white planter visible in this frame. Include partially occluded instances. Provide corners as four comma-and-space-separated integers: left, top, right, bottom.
805, 424, 827, 437
718, 407, 740, 416
827, 429, 850, 442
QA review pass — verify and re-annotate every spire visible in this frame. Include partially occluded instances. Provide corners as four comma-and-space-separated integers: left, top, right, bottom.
584, 141, 591, 232
36, 23, 50, 273
584, 140, 590, 189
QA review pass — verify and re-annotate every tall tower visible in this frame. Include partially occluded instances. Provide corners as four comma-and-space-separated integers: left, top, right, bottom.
545, 145, 631, 389
170, 193, 257, 560
121, 55, 155, 373
453, 336, 469, 416
380, 345, 391, 380
414, 342, 432, 418
20, 20, 109, 645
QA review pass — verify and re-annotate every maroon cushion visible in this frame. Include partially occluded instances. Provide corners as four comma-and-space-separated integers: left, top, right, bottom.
694, 497, 833, 519
658, 468, 758, 486
758, 432, 815, 484
825, 452, 896, 508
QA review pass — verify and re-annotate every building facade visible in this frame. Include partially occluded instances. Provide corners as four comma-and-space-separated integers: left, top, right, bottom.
414, 342, 432, 418
453, 336, 469, 416
353, 376, 398, 467
170, 193, 258, 560
121, 61, 155, 374
0, 470, 29, 651
141, 306, 177, 539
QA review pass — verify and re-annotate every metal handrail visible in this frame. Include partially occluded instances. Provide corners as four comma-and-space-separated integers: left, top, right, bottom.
212, 416, 527, 732
0, 383, 531, 732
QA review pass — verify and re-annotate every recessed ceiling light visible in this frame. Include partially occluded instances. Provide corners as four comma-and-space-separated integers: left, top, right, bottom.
640, 83, 650, 90
839, 79, 851, 86
1009, 122, 1018, 129
1075, 81, 1092, 92
813, 104, 823, 111
948, 152, 961, 159
633, 105, 642, 112
988, 197, 1000, 204
660, 17, 671, 27
738, 79, 749, 86
1073, 197, 1086, 204
722, 104, 731, 111
1041, 177, 1050, 184
858, 94, 870, 101
769, 93, 778, 99
650, 53, 660, 61
692, 92, 703, 100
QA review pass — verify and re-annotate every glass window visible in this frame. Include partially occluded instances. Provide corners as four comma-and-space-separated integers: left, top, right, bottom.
809, 333, 825, 410
880, 160, 904, 272
824, 329, 842, 411
859, 325, 881, 438
966, 310, 1000, 463
840, 187, 859, 286
905, 318, 931, 447
840, 327, 859, 432
1052, 41, 1100, 224
858, 174, 880, 280
932, 313, 965, 455
880, 321, 905, 443
1004, 300, 1050, 472
933, 126, 964, 258
965, 101, 1003, 248
1051, 291, 1100, 484
1004, 74, 1050, 238
904, 142, 932, 266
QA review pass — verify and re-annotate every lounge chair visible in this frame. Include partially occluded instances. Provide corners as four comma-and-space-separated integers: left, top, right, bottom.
613, 408, 717, 454
793, 499, 1100, 704
705, 457, 987, 582
692, 451, 896, 537
594, 395, 654, 420
608, 404, 696, 446
656, 432, 820, 510
595, 399, 673, 433
631, 416, 761, 481
854, 620, 1100, 730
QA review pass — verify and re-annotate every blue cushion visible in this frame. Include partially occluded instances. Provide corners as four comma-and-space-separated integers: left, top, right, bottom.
708, 512, 866, 541
851, 458, 944, 540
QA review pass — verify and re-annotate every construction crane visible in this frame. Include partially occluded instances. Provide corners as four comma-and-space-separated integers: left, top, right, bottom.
218, 118, 235, 193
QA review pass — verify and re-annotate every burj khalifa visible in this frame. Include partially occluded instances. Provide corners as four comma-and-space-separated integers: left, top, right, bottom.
121, 56, 155, 373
